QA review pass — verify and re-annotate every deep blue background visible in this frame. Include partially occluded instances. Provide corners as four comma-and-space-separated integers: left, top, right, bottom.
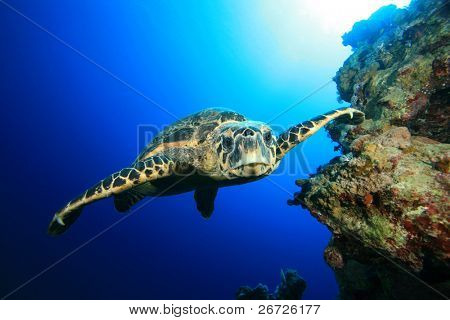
0, 0, 403, 299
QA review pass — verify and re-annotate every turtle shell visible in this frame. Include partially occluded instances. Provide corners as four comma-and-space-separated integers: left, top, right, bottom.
134, 108, 246, 163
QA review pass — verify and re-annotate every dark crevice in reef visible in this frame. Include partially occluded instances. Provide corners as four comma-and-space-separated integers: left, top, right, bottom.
288, 0, 449, 299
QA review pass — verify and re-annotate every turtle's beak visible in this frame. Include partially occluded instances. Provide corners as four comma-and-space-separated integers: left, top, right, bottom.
224, 128, 275, 178
229, 137, 271, 178
231, 134, 271, 169
231, 152, 271, 169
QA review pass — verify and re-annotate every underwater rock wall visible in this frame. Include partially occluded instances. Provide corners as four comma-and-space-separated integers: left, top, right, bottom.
290, 0, 449, 299
336, 0, 449, 143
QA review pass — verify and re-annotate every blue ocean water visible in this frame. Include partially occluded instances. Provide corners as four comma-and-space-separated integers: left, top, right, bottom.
0, 0, 407, 299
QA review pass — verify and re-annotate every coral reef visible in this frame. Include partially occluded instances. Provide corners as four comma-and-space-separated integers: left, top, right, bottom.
336, 0, 449, 142
236, 269, 306, 300
290, 0, 449, 299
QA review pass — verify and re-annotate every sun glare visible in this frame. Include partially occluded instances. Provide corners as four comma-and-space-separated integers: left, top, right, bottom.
298, 0, 411, 35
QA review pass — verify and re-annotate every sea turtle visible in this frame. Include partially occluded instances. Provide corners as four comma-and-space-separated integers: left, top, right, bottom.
48, 107, 364, 235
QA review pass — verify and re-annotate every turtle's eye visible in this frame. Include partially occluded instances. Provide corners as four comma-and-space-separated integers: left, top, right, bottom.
222, 136, 233, 151
263, 131, 272, 144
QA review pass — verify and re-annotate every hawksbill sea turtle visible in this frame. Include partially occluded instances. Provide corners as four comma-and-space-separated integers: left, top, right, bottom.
48, 107, 364, 235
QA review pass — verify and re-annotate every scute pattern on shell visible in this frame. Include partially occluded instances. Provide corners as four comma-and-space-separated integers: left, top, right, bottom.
134, 108, 246, 163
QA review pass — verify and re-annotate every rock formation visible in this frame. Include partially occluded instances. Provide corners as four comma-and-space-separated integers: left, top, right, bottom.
290, 0, 449, 299
236, 269, 307, 300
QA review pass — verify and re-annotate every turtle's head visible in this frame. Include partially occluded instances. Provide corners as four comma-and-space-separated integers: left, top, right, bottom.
213, 121, 278, 179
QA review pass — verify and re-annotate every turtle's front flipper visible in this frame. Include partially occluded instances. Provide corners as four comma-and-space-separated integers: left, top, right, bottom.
48, 155, 175, 235
276, 107, 365, 161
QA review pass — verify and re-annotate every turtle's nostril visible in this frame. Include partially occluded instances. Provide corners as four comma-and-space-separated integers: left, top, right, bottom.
243, 129, 254, 137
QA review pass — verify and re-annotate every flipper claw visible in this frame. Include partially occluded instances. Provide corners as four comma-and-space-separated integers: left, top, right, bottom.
55, 215, 65, 226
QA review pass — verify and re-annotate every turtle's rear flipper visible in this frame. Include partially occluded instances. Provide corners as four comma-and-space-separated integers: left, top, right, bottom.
48, 155, 175, 236
194, 185, 219, 219
113, 184, 151, 212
